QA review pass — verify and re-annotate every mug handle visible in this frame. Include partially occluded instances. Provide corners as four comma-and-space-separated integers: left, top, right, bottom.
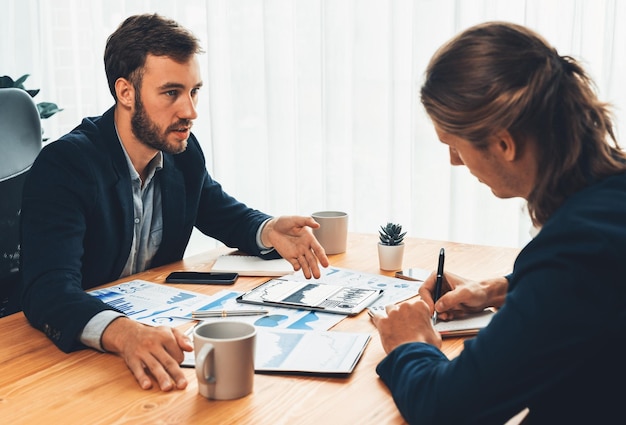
195, 343, 216, 384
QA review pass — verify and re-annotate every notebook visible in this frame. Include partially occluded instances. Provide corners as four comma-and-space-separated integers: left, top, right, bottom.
211, 255, 294, 276
434, 309, 495, 337
368, 307, 496, 337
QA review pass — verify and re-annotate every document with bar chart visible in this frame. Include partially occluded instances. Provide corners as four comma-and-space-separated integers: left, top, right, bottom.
88, 279, 214, 327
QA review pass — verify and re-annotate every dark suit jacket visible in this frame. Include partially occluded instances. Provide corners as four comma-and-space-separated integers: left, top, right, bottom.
376, 172, 626, 424
20, 107, 277, 352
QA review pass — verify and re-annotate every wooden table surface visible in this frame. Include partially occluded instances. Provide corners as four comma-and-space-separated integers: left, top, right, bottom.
0, 233, 519, 424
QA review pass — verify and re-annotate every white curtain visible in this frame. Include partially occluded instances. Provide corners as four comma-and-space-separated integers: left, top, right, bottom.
3, 0, 625, 257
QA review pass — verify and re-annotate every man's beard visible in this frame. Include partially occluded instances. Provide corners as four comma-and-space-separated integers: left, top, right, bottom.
131, 94, 190, 155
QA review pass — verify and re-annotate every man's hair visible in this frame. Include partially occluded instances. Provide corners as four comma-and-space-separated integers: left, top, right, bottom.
104, 13, 203, 101
421, 21, 626, 226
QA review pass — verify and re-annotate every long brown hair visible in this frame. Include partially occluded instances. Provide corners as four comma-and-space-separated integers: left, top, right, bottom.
421, 21, 626, 226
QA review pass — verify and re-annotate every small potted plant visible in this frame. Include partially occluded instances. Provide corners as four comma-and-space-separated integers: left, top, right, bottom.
377, 222, 406, 271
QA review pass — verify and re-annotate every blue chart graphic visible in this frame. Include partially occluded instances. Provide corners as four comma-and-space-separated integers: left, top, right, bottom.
193, 292, 239, 312
260, 332, 304, 368
98, 289, 194, 319
136, 306, 178, 321
107, 298, 147, 316
89, 280, 217, 324
287, 311, 320, 330
168, 292, 195, 304
104, 297, 148, 316
324, 267, 342, 277
256, 329, 366, 372
255, 314, 288, 327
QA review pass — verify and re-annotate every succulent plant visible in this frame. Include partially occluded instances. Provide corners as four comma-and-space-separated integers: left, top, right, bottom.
378, 222, 406, 246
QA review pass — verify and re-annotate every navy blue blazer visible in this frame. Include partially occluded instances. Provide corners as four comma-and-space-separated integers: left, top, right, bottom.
20, 107, 277, 352
376, 172, 626, 424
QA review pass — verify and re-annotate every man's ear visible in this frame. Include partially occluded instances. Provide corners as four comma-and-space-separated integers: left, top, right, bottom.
494, 129, 517, 162
114, 78, 135, 109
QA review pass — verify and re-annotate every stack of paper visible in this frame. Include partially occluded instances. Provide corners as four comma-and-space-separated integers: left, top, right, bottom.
211, 255, 294, 276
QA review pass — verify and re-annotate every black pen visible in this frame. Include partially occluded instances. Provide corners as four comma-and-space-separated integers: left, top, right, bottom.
432, 248, 445, 325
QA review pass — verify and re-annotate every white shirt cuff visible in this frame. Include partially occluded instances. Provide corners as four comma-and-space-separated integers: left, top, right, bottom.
80, 310, 126, 352
256, 218, 275, 255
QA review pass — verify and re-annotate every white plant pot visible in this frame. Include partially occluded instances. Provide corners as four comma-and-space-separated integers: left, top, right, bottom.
377, 243, 405, 271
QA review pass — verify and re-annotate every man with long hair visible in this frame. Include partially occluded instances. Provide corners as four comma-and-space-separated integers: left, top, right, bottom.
372, 22, 626, 424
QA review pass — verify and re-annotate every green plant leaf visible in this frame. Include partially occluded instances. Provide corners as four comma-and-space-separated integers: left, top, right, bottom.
37, 102, 63, 119
378, 222, 405, 245
14, 74, 30, 86
0, 75, 15, 88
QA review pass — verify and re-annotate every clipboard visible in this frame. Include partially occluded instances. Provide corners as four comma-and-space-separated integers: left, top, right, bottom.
236, 278, 384, 316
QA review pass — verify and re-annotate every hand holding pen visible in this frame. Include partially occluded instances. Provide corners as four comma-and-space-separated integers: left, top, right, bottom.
432, 248, 445, 325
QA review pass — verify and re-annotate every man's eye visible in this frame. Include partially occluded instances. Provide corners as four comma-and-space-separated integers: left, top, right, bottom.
166, 90, 178, 97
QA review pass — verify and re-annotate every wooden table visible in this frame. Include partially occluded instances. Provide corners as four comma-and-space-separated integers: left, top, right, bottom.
0, 233, 519, 424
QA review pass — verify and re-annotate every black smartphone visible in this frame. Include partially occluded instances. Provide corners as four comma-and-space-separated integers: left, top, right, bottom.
165, 271, 239, 285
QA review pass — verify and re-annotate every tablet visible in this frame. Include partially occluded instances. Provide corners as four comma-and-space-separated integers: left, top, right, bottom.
236, 278, 383, 316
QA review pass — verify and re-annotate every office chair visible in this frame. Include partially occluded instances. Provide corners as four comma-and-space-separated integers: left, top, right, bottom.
0, 88, 42, 317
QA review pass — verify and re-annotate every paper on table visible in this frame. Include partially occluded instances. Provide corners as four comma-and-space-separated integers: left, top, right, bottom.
183, 327, 371, 375
258, 328, 371, 374
211, 255, 294, 276
88, 280, 344, 331
283, 266, 422, 309
186, 289, 345, 331
88, 279, 217, 327
368, 307, 496, 338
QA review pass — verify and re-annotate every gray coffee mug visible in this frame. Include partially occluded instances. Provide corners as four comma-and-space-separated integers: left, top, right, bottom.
194, 321, 256, 400
312, 211, 348, 254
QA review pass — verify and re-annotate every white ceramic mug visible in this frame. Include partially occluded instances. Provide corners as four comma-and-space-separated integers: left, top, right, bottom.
312, 211, 349, 255
194, 321, 256, 400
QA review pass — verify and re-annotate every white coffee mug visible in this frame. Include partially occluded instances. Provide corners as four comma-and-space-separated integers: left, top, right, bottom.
312, 211, 349, 255
194, 321, 256, 400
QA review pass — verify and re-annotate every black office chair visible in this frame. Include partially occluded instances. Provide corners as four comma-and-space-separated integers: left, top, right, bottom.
0, 88, 42, 317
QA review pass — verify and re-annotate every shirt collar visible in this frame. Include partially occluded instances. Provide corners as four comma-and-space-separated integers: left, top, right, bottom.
114, 125, 164, 181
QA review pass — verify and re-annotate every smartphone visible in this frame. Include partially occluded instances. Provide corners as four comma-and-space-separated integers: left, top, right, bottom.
395, 267, 430, 282
165, 271, 239, 285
